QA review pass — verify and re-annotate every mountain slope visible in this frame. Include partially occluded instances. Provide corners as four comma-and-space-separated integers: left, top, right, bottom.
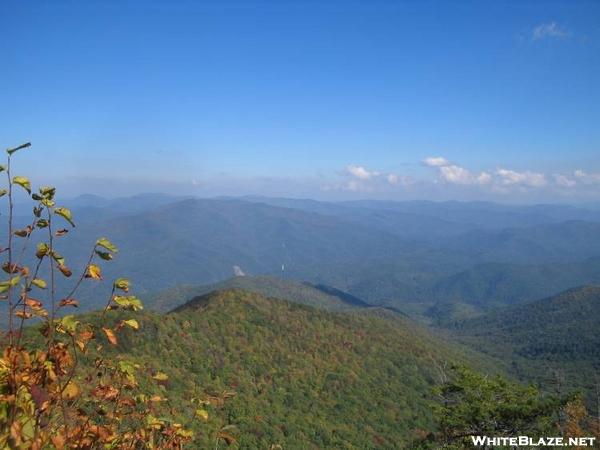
426, 258, 600, 322
443, 221, 600, 265
449, 286, 600, 409
24, 196, 600, 318
145, 275, 374, 313
96, 289, 494, 448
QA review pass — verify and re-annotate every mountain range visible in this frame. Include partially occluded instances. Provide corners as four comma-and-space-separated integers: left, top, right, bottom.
31, 194, 600, 322
10, 193, 600, 446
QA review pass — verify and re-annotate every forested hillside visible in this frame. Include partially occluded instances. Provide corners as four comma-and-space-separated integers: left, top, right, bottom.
80, 289, 492, 448
448, 285, 600, 411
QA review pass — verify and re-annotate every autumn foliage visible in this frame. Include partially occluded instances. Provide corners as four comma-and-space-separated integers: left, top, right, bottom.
0, 143, 192, 448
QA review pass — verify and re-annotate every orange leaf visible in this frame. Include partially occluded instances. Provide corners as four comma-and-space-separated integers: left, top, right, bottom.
59, 298, 79, 308
91, 384, 119, 400
102, 327, 117, 345
58, 265, 72, 277
51, 435, 65, 450
15, 310, 32, 319
25, 298, 43, 310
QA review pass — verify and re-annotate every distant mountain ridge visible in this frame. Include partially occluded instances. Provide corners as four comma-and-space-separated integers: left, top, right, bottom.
16, 194, 600, 320
146, 275, 402, 315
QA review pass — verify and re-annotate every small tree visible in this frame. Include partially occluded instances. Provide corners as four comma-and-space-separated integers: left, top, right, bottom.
415, 365, 567, 449
0, 143, 192, 448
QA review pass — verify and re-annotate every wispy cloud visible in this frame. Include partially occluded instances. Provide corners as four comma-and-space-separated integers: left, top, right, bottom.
331, 164, 412, 192
531, 22, 570, 41
423, 156, 450, 168
346, 165, 378, 180
553, 174, 576, 188
574, 170, 600, 184
422, 156, 491, 185
421, 156, 600, 197
496, 168, 546, 187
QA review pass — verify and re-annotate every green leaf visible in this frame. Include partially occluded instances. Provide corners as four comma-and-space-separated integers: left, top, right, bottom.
195, 409, 209, 421
113, 295, 143, 311
96, 237, 118, 253
39, 186, 55, 199
12, 176, 31, 194
122, 319, 139, 330
6, 142, 31, 155
114, 278, 130, 292
95, 250, 113, 261
118, 360, 138, 383
36, 242, 49, 258
0, 277, 22, 294
152, 372, 169, 381
0, 189, 7, 198
54, 207, 75, 227
31, 278, 47, 289
51, 251, 65, 266
56, 315, 79, 334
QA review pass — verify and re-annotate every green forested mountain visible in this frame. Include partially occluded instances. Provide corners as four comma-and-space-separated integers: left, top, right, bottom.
426, 257, 600, 322
83, 289, 493, 449
448, 285, 600, 411
432, 258, 600, 307
146, 275, 376, 313
33, 197, 600, 317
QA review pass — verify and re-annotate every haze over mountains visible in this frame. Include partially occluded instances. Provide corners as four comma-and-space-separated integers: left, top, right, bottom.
35, 193, 600, 322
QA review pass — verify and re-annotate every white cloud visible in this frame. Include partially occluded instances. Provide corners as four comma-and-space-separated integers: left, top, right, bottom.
573, 170, 600, 184
476, 172, 492, 185
423, 156, 450, 167
532, 22, 570, 41
332, 165, 414, 192
330, 159, 599, 199
439, 165, 473, 184
553, 174, 576, 188
387, 173, 413, 186
496, 168, 547, 187
424, 156, 491, 186
346, 165, 378, 180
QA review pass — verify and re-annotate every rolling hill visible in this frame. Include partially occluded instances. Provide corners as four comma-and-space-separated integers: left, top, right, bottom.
448, 285, 600, 410
426, 257, 600, 322
81, 289, 497, 449
145, 275, 375, 313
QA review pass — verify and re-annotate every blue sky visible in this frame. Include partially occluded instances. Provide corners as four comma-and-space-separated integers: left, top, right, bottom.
1, 0, 599, 202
